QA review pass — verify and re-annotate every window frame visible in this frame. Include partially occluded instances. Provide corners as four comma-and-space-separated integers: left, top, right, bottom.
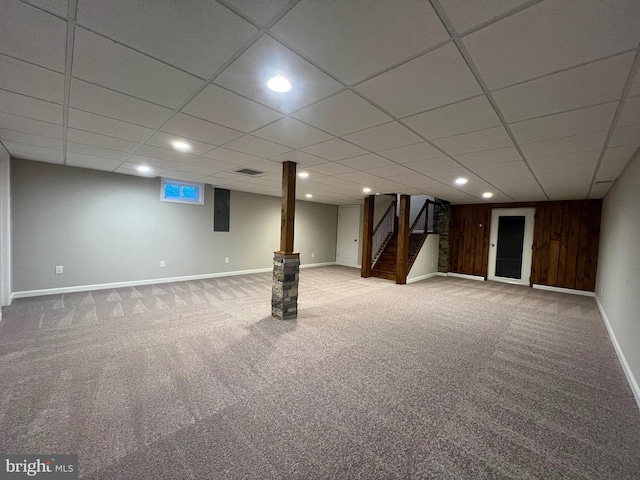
160, 178, 205, 205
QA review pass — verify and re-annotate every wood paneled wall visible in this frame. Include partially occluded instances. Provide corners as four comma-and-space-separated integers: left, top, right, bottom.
449, 200, 602, 291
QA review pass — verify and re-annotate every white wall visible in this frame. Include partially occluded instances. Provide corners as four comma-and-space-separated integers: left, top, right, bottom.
596, 150, 640, 408
407, 234, 439, 284
11, 159, 338, 294
0, 145, 11, 313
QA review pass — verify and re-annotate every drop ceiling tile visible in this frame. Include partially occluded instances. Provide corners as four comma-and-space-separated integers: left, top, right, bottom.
73, 28, 203, 109
469, 162, 546, 200
145, 132, 214, 156
334, 171, 390, 188
161, 170, 205, 182
403, 157, 460, 174
404, 96, 500, 140
303, 174, 350, 185
292, 91, 390, 136
0, 89, 62, 124
509, 102, 618, 145
161, 113, 243, 146
166, 163, 215, 176
356, 43, 482, 117
528, 150, 601, 170
68, 109, 154, 143
200, 175, 238, 187
67, 129, 138, 152
493, 53, 633, 123
29, 0, 67, 17
224, 0, 291, 24
253, 117, 332, 149
126, 156, 177, 172
136, 145, 197, 164
188, 157, 239, 172
66, 152, 123, 171
596, 145, 637, 181
439, 0, 531, 33
203, 147, 263, 165
0, 112, 63, 139
2, 141, 63, 164
463, 0, 640, 90
301, 138, 368, 161
630, 72, 640, 97
272, 0, 448, 84
365, 164, 415, 178
422, 167, 499, 197
271, 150, 326, 167
454, 146, 522, 167
77, 0, 257, 78
242, 159, 284, 175
223, 135, 291, 158
66, 142, 128, 160
391, 173, 444, 190
337, 153, 394, 170
70, 79, 173, 128
0, 54, 64, 104
215, 36, 343, 114
617, 96, 640, 127
520, 131, 607, 159
543, 183, 590, 201
534, 164, 596, 183
609, 125, 640, 148
432, 126, 513, 155
342, 122, 422, 152
0, 129, 62, 149
0, 0, 66, 72
307, 162, 356, 176
182, 84, 282, 132
378, 142, 444, 163
588, 182, 612, 199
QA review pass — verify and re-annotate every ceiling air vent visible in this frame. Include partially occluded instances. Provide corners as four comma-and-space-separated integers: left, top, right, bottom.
235, 168, 264, 176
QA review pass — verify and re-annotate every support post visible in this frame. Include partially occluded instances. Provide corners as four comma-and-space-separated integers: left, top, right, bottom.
361, 195, 374, 278
396, 195, 410, 284
272, 161, 299, 320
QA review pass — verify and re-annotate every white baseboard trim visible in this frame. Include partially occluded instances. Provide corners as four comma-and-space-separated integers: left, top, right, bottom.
532, 284, 595, 297
407, 272, 438, 284
436, 272, 448, 277
447, 272, 485, 282
595, 296, 640, 412
12, 262, 338, 299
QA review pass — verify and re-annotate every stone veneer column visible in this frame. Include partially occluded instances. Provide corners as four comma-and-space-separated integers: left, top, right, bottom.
272, 252, 300, 320
434, 199, 451, 273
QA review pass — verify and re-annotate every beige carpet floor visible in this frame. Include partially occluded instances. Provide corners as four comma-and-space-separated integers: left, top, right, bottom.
1, 266, 639, 479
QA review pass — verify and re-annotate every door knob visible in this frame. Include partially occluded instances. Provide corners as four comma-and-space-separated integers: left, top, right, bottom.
491, 243, 495, 247
354, 239, 357, 242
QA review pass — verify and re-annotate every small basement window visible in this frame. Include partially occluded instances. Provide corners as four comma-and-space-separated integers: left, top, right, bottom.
161, 178, 204, 205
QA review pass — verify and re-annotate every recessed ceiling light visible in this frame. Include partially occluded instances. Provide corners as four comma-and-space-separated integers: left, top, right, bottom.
298, 172, 309, 179
171, 140, 192, 152
267, 76, 291, 93
137, 165, 151, 173
305, 193, 313, 198
363, 187, 371, 193
454, 177, 468, 186
482, 192, 494, 198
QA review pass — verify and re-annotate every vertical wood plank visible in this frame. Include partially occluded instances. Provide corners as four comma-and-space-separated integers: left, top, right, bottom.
481, 206, 491, 278
396, 195, 410, 284
547, 240, 560, 285
280, 161, 296, 254
584, 200, 602, 291
565, 201, 581, 289
556, 202, 571, 286
463, 206, 474, 274
531, 204, 544, 285
575, 201, 590, 290
361, 195, 374, 278
469, 205, 478, 275
540, 204, 552, 284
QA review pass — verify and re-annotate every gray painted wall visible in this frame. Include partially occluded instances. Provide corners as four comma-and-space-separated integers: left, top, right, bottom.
11, 159, 338, 292
0, 146, 11, 309
596, 150, 640, 404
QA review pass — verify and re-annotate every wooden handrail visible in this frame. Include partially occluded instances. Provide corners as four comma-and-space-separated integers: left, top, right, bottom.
372, 200, 397, 235
409, 199, 432, 234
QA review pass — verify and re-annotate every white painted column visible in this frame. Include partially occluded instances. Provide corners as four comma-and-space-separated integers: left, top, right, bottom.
0, 145, 12, 316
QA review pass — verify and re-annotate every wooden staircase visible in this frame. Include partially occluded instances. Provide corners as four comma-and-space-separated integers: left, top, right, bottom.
371, 232, 426, 281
